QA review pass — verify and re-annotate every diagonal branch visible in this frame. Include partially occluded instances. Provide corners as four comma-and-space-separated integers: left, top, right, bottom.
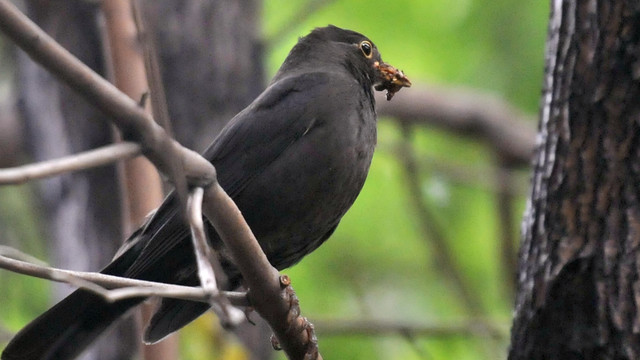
0, 252, 248, 306
0, 2, 321, 359
0, 142, 141, 185
376, 85, 536, 167
0, 0, 212, 188
397, 123, 484, 316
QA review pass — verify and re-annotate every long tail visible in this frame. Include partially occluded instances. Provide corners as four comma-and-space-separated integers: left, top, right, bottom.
2, 230, 148, 360
1, 289, 144, 360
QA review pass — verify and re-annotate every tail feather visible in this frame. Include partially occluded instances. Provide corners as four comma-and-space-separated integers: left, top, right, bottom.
1, 289, 144, 360
144, 298, 209, 344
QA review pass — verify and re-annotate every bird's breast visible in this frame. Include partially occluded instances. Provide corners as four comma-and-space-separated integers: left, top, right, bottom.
234, 107, 376, 269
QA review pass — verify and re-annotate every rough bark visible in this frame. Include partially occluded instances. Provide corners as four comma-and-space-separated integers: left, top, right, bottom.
510, 1, 640, 359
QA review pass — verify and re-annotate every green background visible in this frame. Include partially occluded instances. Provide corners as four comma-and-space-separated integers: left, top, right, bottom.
0, 0, 549, 359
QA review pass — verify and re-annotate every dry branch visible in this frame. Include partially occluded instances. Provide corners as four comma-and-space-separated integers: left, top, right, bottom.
397, 124, 484, 316
376, 85, 536, 166
188, 187, 244, 326
0, 142, 140, 185
0, 252, 248, 306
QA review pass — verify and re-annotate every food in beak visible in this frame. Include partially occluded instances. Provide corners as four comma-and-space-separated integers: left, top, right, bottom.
373, 61, 412, 100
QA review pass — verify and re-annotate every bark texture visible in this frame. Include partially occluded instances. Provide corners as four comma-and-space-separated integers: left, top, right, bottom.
510, 1, 640, 359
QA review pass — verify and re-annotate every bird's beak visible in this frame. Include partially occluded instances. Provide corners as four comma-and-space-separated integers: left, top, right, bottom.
373, 61, 412, 101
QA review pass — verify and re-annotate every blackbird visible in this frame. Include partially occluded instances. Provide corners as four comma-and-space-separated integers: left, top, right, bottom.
2, 25, 410, 360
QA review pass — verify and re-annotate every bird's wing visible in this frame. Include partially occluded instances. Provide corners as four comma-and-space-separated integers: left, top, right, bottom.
121, 71, 350, 279
203, 71, 345, 196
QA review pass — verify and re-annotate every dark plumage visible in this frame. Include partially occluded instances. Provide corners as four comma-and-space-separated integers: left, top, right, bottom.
2, 25, 410, 360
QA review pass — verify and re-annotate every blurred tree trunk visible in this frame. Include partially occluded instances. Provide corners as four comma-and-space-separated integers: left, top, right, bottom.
141, 0, 264, 152
509, 1, 640, 359
141, 2, 273, 359
17, 0, 267, 359
17, 2, 135, 360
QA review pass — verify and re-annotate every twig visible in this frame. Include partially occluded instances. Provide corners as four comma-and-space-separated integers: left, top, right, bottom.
397, 124, 484, 315
100, 2, 176, 359
0, 245, 48, 266
202, 183, 323, 360
129, 0, 189, 213
0, 142, 140, 185
376, 85, 536, 167
188, 187, 218, 293
188, 187, 244, 326
379, 142, 529, 196
131, 0, 172, 136
0, 253, 249, 306
0, 0, 214, 188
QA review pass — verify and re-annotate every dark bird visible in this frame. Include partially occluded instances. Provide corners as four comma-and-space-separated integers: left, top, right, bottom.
2, 25, 410, 360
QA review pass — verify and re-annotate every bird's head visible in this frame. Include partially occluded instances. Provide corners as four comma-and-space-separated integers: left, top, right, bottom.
275, 25, 411, 100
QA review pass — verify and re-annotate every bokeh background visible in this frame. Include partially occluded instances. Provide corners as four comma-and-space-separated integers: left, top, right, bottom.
0, 0, 549, 359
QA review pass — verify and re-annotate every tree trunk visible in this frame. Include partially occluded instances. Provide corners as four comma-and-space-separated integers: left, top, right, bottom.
509, 1, 640, 359
141, 0, 264, 152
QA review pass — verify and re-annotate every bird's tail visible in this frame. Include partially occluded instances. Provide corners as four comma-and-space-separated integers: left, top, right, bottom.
1, 289, 144, 360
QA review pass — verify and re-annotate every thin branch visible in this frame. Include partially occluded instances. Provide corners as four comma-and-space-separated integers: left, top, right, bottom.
379, 143, 529, 196
376, 85, 536, 167
202, 183, 323, 360
494, 164, 517, 300
0, 2, 321, 358
131, 0, 172, 136
129, 0, 189, 213
0, 0, 214, 188
188, 187, 244, 326
0, 252, 249, 306
0, 245, 48, 266
397, 124, 484, 315
100, 2, 176, 359
188, 187, 218, 293
0, 142, 141, 185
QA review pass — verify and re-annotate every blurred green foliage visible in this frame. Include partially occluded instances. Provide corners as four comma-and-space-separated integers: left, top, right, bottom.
0, 0, 548, 359
0, 186, 49, 330
262, 0, 548, 359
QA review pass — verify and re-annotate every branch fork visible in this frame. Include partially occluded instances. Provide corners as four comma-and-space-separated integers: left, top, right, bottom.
0, 1, 322, 358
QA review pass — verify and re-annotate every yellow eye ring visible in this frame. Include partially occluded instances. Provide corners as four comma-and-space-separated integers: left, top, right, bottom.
360, 41, 373, 58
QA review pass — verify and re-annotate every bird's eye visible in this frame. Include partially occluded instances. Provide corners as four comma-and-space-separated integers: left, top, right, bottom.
360, 41, 373, 58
